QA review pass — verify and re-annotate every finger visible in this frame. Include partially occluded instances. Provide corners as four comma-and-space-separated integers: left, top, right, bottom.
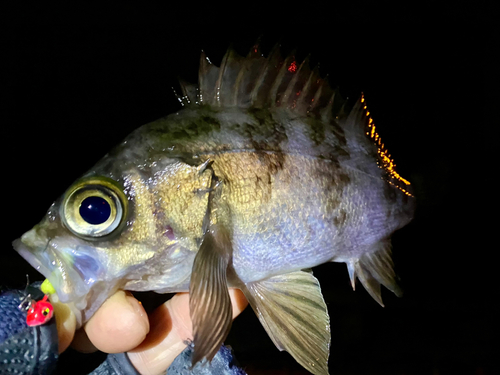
51, 299, 76, 353
83, 290, 149, 353
128, 288, 248, 375
71, 327, 98, 353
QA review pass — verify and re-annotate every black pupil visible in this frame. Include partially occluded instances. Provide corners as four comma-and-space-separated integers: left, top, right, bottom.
79, 196, 111, 225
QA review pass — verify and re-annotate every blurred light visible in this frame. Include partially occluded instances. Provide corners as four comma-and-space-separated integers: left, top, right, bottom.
362, 95, 413, 196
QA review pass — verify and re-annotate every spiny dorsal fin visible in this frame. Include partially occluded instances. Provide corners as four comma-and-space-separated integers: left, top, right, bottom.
177, 77, 198, 105
177, 43, 344, 121
281, 54, 308, 104
295, 64, 321, 113
235, 41, 267, 107
198, 50, 219, 105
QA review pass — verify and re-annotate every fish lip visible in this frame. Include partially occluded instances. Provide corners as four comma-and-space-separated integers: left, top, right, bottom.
14, 238, 51, 276
12, 236, 92, 307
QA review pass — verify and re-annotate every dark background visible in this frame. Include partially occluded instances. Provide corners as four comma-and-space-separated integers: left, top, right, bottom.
1, 2, 498, 374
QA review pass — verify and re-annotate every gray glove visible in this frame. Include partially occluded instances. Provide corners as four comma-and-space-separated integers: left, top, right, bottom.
0, 284, 58, 374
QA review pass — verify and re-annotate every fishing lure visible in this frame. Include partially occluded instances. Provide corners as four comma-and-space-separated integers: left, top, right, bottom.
25, 294, 54, 327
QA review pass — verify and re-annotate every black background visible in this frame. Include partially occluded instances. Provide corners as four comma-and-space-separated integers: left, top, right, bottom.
1, 2, 498, 374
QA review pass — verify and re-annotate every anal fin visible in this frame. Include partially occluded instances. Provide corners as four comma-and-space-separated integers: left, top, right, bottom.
241, 270, 331, 375
189, 224, 233, 364
349, 239, 403, 306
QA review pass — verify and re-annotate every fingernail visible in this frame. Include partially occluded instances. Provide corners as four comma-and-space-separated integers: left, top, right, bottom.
125, 293, 148, 327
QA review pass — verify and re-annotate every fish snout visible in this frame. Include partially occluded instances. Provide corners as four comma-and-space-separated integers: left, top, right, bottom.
13, 227, 104, 310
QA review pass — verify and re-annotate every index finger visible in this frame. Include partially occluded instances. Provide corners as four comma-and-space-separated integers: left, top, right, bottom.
127, 288, 248, 375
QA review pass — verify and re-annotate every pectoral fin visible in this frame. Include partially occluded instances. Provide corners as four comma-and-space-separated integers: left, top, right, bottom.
189, 225, 233, 364
241, 270, 331, 375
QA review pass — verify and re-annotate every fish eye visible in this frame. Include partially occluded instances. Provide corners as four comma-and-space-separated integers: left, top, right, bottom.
62, 177, 128, 239
79, 196, 111, 225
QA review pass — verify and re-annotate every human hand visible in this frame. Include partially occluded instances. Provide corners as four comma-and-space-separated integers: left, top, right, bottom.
54, 289, 248, 375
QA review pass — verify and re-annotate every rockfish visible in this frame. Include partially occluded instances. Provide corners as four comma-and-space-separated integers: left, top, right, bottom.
13, 44, 415, 374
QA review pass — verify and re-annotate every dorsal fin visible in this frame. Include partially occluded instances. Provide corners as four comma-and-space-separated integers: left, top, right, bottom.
175, 43, 412, 195
198, 51, 219, 105
350, 93, 413, 196
177, 43, 344, 120
335, 92, 412, 196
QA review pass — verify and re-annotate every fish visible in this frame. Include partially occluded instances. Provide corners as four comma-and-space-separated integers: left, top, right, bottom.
13, 43, 415, 374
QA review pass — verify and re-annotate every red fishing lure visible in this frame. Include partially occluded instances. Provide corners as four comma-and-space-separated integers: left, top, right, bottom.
26, 295, 54, 327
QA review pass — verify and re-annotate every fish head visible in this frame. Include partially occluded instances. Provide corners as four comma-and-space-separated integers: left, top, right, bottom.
13, 154, 212, 323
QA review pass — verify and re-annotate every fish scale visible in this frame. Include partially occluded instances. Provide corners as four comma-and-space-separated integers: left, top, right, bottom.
13, 43, 414, 375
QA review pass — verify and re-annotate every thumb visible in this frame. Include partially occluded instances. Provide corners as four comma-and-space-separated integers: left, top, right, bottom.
50, 298, 76, 353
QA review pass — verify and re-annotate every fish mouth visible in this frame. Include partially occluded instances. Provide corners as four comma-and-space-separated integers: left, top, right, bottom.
13, 227, 107, 320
